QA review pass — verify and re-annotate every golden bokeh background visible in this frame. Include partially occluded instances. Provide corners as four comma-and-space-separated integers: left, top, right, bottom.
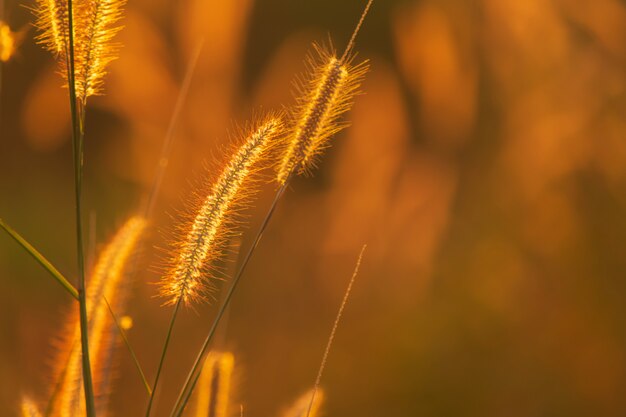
2, 0, 626, 415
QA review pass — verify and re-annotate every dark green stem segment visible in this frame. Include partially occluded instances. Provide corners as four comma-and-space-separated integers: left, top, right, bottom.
66, 0, 96, 414
145, 296, 183, 417
170, 180, 290, 417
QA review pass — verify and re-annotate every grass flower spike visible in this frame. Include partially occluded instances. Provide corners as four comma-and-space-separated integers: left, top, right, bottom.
51, 216, 147, 416
276, 46, 368, 184
161, 118, 283, 306
34, 0, 69, 55
194, 352, 235, 417
35, 0, 126, 101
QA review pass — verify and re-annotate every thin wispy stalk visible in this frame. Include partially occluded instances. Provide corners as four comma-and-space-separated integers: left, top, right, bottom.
170, 3, 373, 415
104, 297, 152, 396
306, 246, 366, 417
143, 39, 204, 218
0, 217, 78, 299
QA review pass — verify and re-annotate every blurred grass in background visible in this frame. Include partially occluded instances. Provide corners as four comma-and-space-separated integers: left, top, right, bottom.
2, 0, 626, 416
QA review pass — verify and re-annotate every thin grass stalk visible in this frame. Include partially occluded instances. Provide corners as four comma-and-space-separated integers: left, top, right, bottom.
66, 0, 96, 408
145, 296, 183, 417
305, 246, 365, 417
104, 297, 152, 396
144, 40, 204, 217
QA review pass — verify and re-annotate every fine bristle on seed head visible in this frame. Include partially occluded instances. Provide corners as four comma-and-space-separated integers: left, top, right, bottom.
34, 0, 126, 101
276, 45, 368, 184
160, 117, 283, 306
34, 0, 69, 56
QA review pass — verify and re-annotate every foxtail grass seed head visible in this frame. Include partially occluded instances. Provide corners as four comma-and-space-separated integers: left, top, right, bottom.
21, 396, 43, 417
51, 216, 147, 417
34, 0, 69, 55
0, 21, 17, 62
194, 351, 235, 417
34, 0, 126, 101
161, 118, 282, 306
276, 46, 368, 184
283, 389, 325, 417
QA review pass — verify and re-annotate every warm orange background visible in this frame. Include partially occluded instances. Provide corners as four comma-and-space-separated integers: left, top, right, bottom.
2, 0, 626, 416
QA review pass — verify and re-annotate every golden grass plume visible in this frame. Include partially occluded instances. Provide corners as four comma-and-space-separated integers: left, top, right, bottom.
0, 21, 17, 62
193, 351, 235, 417
160, 117, 283, 306
34, 0, 126, 100
276, 45, 368, 184
50, 215, 147, 416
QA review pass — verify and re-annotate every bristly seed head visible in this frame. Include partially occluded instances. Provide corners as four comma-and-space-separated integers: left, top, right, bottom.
161, 117, 283, 306
276, 46, 368, 184
34, 0, 126, 101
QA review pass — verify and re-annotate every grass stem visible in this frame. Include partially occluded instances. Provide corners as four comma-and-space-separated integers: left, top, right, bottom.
67, 0, 96, 413
145, 296, 183, 416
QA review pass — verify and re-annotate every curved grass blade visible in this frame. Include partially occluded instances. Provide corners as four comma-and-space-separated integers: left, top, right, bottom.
0, 217, 78, 300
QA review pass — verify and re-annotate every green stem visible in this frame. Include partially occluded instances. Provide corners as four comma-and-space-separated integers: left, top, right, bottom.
66, 0, 96, 413
170, 181, 289, 417
145, 296, 183, 417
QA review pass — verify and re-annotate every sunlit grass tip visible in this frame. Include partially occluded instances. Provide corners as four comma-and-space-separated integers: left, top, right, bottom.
160, 116, 283, 306
34, 0, 126, 100
276, 44, 368, 184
